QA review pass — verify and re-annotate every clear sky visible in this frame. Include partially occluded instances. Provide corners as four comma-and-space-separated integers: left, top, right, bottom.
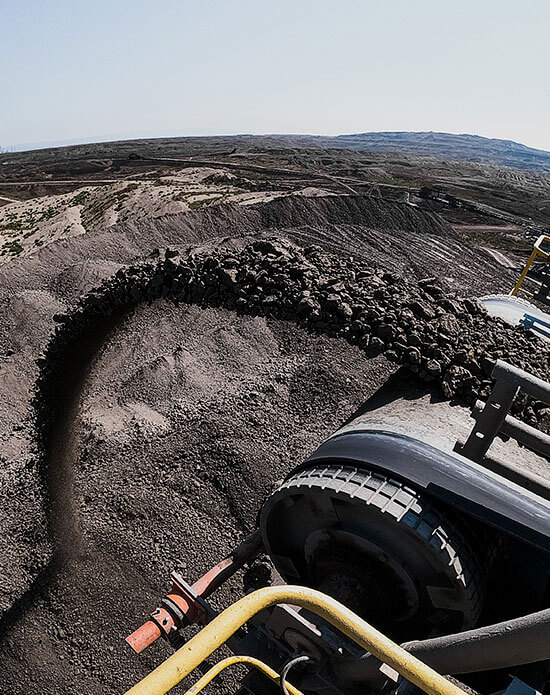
2, 0, 550, 151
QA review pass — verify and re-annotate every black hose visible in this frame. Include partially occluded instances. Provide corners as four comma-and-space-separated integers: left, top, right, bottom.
336, 608, 550, 683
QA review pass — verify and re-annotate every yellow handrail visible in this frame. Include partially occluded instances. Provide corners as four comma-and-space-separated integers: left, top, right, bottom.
124, 585, 468, 695
182, 655, 304, 695
510, 234, 550, 297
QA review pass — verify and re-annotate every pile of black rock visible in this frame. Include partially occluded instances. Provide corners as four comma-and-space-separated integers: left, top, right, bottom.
37, 238, 550, 436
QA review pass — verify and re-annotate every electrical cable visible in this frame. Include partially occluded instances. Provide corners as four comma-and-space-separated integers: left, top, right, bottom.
280, 655, 311, 695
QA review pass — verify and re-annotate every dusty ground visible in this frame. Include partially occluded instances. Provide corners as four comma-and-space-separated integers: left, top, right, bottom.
0, 158, 545, 695
2, 302, 395, 694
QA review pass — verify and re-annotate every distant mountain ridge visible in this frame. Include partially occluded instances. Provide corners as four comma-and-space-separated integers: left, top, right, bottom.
325, 131, 550, 173
5, 130, 550, 173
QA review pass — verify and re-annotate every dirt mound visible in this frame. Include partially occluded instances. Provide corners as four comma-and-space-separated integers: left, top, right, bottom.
0, 196, 543, 694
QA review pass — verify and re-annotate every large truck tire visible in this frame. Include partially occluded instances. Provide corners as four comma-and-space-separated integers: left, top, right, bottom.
261, 463, 492, 641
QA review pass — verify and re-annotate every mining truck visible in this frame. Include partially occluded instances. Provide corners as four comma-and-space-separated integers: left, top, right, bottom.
123, 355, 550, 695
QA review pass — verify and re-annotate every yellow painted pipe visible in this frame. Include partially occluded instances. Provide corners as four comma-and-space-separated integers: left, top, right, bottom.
182, 655, 304, 695
124, 585, 468, 695
510, 234, 550, 297
511, 247, 539, 296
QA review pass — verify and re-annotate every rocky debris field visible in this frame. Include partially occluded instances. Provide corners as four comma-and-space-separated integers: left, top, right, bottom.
0, 193, 548, 694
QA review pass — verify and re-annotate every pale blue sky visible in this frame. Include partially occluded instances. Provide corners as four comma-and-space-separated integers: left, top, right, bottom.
2, 0, 549, 151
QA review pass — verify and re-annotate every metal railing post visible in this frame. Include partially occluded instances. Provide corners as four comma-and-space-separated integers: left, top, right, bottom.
457, 377, 519, 461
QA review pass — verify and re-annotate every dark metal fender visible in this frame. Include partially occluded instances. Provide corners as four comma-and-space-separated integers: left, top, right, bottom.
303, 430, 550, 552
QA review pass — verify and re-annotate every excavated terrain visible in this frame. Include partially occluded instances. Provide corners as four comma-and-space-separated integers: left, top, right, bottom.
0, 194, 548, 694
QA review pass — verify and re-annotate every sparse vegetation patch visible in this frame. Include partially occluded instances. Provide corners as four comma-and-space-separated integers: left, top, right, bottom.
70, 191, 89, 206
1, 239, 23, 256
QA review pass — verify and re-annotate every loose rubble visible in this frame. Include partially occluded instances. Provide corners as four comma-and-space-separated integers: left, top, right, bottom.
36, 237, 550, 454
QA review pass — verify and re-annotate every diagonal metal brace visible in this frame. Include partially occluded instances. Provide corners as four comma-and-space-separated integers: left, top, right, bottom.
457, 359, 550, 463
457, 377, 519, 462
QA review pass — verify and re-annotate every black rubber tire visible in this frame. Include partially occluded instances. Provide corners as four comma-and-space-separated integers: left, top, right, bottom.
260, 463, 488, 641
